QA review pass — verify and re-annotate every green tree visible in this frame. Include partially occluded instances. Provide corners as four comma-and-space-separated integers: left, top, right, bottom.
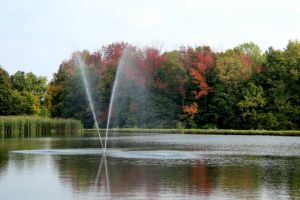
10, 71, 47, 115
254, 42, 300, 129
47, 62, 76, 117
0, 67, 11, 87
235, 42, 266, 67
62, 68, 100, 128
238, 82, 267, 129
11, 71, 26, 91
208, 49, 254, 129
215, 49, 252, 94
207, 82, 242, 129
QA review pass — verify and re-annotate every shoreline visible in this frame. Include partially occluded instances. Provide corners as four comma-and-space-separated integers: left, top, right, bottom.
83, 128, 300, 136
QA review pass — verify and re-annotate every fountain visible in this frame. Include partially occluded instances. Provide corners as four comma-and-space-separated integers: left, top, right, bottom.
103, 54, 123, 151
74, 49, 142, 152
12, 48, 198, 161
104, 48, 148, 151
104, 48, 131, 151
74, 54, 104, 149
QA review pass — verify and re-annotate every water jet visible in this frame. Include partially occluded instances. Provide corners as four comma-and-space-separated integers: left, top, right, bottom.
74, 54, 104, 148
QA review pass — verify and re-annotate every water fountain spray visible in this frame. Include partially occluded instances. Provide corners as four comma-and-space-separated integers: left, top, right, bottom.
74, 54, 104, 148
104, 48, 131, 151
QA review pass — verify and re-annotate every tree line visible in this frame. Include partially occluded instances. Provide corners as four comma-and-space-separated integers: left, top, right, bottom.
1, 40, 299, 130
0, 69, 47, 116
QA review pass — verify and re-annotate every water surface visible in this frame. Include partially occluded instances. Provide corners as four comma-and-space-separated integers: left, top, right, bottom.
1, 133, 300, 199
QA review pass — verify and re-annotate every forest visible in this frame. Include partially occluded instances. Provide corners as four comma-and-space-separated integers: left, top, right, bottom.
1, 40, 299, 130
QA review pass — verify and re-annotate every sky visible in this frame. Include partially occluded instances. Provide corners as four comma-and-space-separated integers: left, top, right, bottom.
0, 0, 300, 80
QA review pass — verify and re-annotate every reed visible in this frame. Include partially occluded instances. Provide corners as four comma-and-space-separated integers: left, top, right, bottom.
0, 116, 82, 138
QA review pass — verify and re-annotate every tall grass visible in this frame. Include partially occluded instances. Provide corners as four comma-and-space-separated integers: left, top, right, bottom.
0, 116, 82, 138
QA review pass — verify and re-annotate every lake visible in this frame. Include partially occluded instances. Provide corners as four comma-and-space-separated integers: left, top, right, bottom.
0, 133, 300, 199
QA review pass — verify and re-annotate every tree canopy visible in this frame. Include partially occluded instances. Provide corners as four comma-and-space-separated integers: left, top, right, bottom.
1, 40, 300, 130
0, 67, 47, 115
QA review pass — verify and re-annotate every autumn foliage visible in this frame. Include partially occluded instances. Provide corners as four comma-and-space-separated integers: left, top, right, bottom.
187, 47, 214, 99
2, 41, 298, 130
183, 103, 198, 115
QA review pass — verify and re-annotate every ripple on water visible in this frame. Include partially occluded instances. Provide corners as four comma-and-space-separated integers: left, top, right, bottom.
11, 149, 203, 160
10, 147, 300, 160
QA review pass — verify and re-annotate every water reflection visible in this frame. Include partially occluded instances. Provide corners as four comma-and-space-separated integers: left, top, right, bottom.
0, 154, 7, 175
51, 155, 300, 199
189, 161, 214, 196
0, 138, 52, 176
94, 155, 110, 195
0, 135, 300, 199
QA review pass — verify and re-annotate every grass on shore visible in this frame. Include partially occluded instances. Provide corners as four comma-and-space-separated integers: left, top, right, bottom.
0, 116, 82, 138
1, 116, 299, 138
83, 128, 300, 136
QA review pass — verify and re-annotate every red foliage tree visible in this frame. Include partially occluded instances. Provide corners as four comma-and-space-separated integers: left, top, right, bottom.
102, 42, 128, 64
180, 46, 215, 113
139, 47, 167, 89
189, 47, 214, 99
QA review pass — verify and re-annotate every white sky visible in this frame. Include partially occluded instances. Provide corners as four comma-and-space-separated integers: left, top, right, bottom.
0, 0, 299, 80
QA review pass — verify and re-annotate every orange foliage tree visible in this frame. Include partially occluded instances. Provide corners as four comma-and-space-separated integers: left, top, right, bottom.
180, 46, 215, 113
189, 47, 214, 100
183, 102, 198, 115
